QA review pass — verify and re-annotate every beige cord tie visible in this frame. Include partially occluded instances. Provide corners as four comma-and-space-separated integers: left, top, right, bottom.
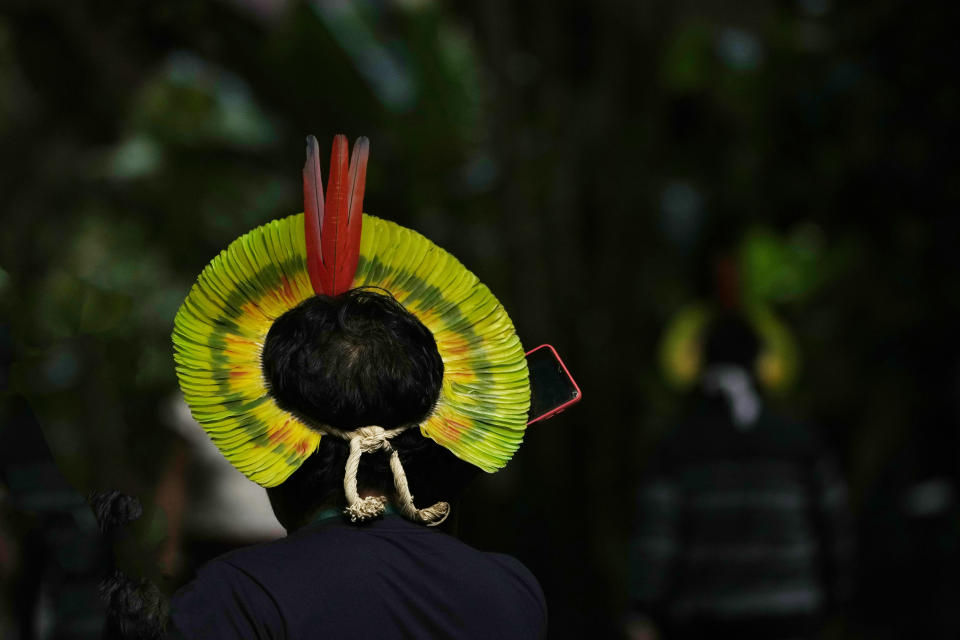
326, 425, 450, 527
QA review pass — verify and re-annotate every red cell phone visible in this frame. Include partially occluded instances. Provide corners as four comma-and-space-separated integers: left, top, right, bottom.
525, 344, 582, 425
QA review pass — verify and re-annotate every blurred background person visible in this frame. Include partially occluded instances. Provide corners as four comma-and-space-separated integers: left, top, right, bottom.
0, 320, 107, 639
627, 303, 853, 640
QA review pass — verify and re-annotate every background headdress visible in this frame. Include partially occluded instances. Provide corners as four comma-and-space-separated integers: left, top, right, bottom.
172, 135, 530, 524
659, 255, 799, 393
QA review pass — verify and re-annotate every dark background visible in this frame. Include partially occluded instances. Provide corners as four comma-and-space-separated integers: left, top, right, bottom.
1, 0, 959, 637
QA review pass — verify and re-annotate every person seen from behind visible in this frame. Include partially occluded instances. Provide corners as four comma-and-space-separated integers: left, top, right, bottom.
102, 134, 548, 639
626, 314, 853, 640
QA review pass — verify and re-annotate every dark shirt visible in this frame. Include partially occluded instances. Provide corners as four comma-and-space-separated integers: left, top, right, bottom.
171, 513, 547, 639
629, 396, 853, 624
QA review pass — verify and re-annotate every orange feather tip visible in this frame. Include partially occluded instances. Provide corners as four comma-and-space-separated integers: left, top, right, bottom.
302, 134, 369, 297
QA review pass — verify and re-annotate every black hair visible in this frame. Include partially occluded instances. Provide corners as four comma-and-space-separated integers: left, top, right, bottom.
702, 313, 761, 370
263, 288, 444, 430
262, 288, 477, 521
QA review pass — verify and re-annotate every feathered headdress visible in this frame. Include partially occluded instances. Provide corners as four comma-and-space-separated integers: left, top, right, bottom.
659, 255, 798, 392
173, 135, 530, 525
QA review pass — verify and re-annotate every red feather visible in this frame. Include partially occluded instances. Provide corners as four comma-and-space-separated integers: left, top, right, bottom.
303, 135, 326, 295
715, 254, 740, 310
340, 137, 369, 291
302, 134, 369, 296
